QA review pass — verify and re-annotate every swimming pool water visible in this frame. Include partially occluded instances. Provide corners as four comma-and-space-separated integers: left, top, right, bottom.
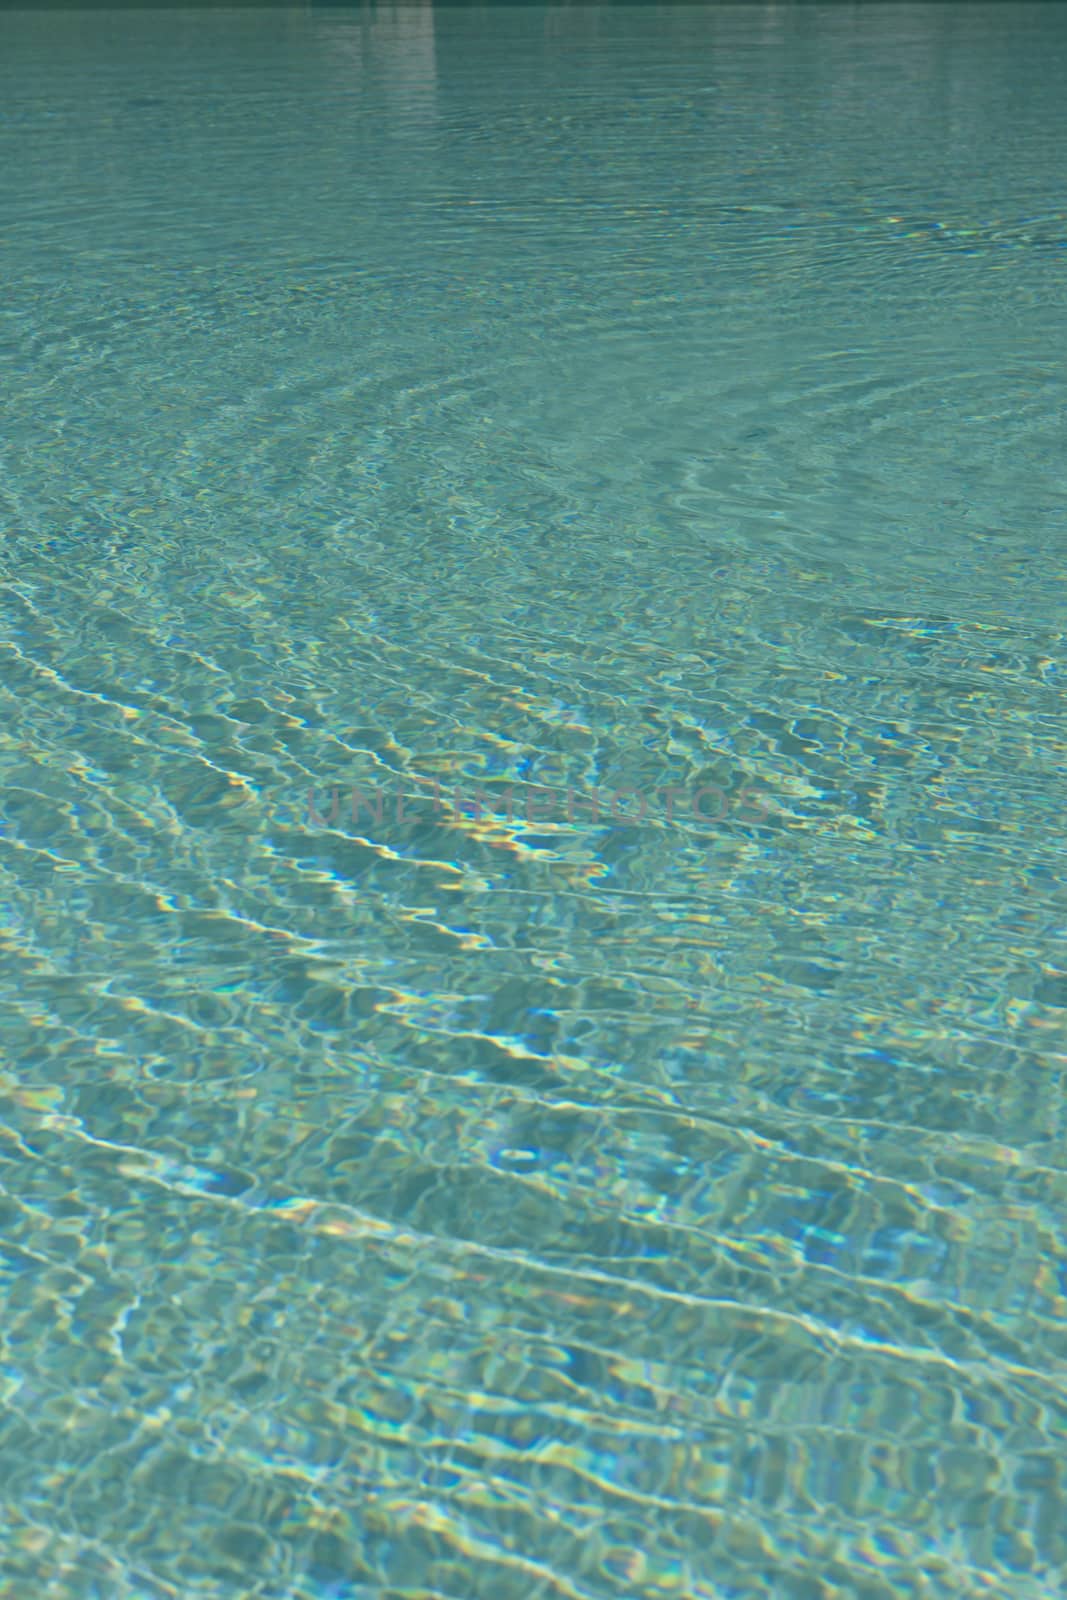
1, 2, 1065, 1596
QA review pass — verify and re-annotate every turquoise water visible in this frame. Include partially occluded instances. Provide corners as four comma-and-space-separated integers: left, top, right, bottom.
1, 1, 1066, 1594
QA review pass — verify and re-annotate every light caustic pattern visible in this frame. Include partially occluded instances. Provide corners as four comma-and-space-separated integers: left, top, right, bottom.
0, 4, 1066, 1599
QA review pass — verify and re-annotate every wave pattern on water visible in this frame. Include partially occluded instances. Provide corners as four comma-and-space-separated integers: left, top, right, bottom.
1, 4, 1066, 1598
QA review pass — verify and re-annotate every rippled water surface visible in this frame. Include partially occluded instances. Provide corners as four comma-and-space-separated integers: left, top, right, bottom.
2, 2, 1066, 1595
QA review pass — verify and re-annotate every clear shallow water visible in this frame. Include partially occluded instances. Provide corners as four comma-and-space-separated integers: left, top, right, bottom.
1, 1, 1066, 1594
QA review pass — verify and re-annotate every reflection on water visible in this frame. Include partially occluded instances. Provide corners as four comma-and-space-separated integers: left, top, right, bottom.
324, 0, 438, 132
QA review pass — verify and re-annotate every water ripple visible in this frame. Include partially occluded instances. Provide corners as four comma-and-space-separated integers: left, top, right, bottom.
2, 2, 1067, 1597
